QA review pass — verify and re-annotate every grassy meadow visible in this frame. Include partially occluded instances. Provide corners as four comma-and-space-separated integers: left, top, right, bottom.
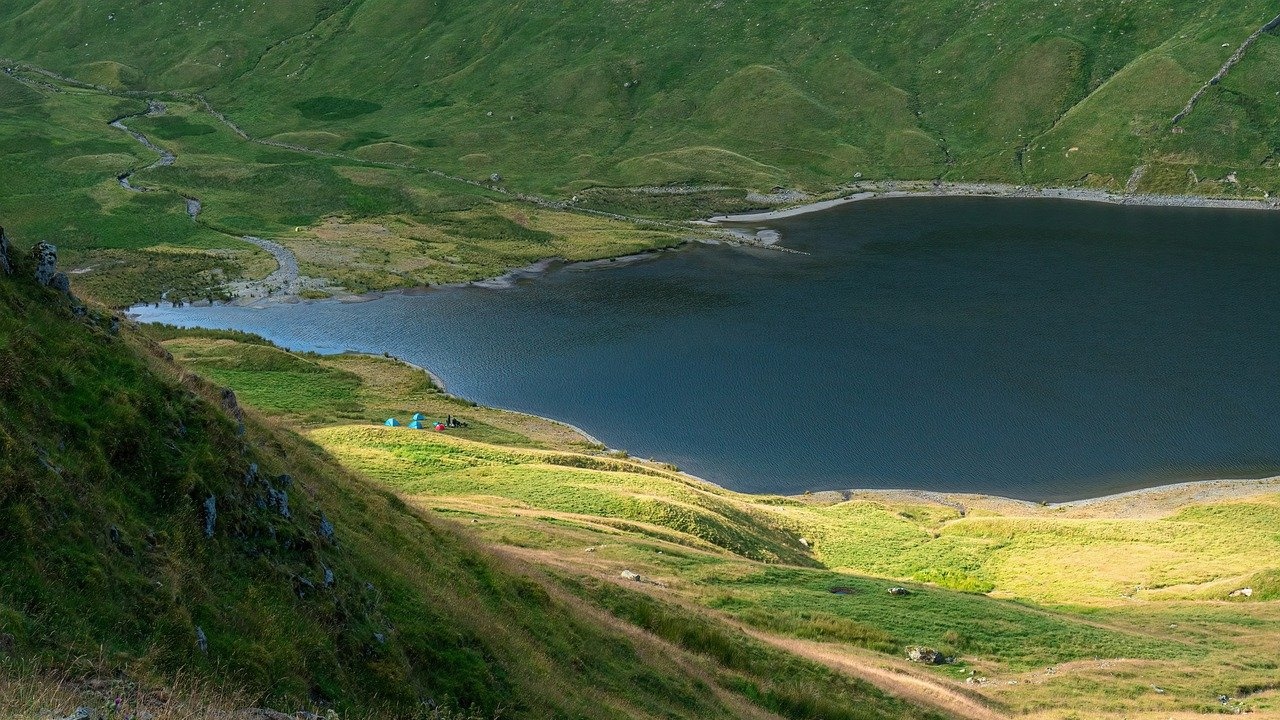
0, 70, 687, 307
152, 329, 1280, 718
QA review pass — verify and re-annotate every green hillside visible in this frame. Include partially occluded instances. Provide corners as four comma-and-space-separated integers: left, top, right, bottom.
1, 1, 1276, 307
3, 0, 1278, 197
0, 238, 937, 720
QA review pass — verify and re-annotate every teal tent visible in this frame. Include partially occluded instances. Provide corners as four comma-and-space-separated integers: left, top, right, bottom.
411, 413, 428, 421
408, 420, 426, 430
384, 418, 402, 427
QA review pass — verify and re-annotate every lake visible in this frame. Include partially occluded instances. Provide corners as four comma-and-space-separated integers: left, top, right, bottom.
131, 197, 1280, 501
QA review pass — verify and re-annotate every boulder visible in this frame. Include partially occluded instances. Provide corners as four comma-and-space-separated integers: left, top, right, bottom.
906, 646, 947, 664
32, 241, 58, 286
195, 625, 208, 654
267, 487, 291, 518
0, 226, 11, 275
221, 389, 245, 434
234, 710, 291, 720
887, 586, 911, 596
60, 707, 95, 720
318, 513, 336, 543
1229, 587, 1253, 598
203, 495, 217, 538
50, 271, 71, 295
620, 570, 643, 582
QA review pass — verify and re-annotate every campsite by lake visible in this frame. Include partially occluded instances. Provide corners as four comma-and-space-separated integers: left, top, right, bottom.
130, 196, 1280, 502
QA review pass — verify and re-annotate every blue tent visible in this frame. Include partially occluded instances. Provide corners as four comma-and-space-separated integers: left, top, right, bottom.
384, 418, 402, 427
408, 420, 426, 430
411, 413, 428, 421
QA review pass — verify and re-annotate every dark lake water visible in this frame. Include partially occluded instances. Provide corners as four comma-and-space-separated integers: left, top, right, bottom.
131, 197, 1280, 501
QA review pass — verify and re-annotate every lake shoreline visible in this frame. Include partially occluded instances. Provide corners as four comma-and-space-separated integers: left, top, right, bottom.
707, 181, 1280, 223
355, 350, 1280, 515
809, 475, 1280, 518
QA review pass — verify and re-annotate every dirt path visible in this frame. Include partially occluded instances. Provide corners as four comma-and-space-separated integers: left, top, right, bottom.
493, 543, 1006, 720
750, 632, 1008, 720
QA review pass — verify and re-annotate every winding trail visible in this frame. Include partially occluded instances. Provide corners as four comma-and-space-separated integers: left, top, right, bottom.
109, 101, 177, 193
496, 543, 1008, 720
748, 633, 1008, 720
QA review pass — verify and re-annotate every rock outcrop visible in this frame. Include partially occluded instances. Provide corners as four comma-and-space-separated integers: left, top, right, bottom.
221, 388, 245, 434
31, 241, 71, 295
0, 226, 11, 275
32, 241, 58, 285
905, 646, 948, 664
203, 495, 217, 538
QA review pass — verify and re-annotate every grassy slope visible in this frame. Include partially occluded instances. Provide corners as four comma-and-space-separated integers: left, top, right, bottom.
0, 251, 937, 720
4, 0, 1278, 199
159, 331, 1280, 717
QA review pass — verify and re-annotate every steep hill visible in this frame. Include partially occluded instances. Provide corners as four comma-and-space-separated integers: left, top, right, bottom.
0, 237, 936, 719
3, 0, 1278, 198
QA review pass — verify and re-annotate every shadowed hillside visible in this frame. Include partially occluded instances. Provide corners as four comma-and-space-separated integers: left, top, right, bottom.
0, 233, 937, 719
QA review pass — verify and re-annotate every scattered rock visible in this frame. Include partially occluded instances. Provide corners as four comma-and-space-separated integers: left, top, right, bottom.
267, 487, 291, 518
318, 513, 336, 543
887, 586, 911, 596
1229, 587, 1253, 598
60, 707, 94, 720
276, 473, 293, 488
203, 495, 217, 538
798, 537, 810, 549
0, 226, 11, 275
489, 172, 502, 183
50, 271, 71, 295
234, 710, 291, 720
32, 241, 59, 286
195, 626, 208, 654
221, 389, 245, 434
1152, 685, 1166, 694
373, 632, 386, 645
906, 646, 948, 664
620, 570, 643, 582
323, 565, 335, 588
